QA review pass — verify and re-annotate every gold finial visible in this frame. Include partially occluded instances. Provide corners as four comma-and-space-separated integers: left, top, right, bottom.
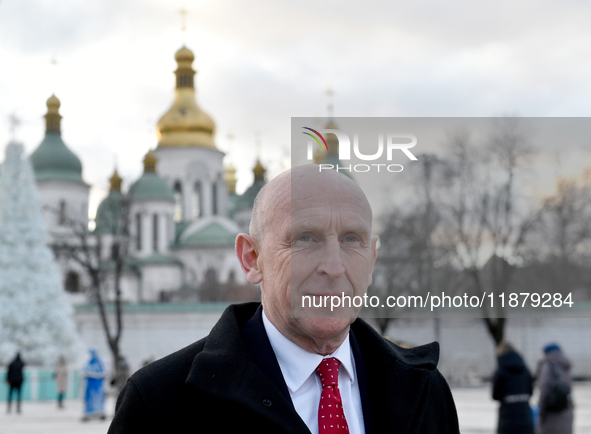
143, 149, 157, 173
155, 45, 216, 148
253, 158, 266, 181
179, 8, 188, 44
327, 87, 334, 118
252, 132, 266, 180
49, 53, 58, 96
109, 169, 122, 192
45, 94, 62, 132
225, 163, 237, 194
224, 133, 237, 193
174, 46, 195, 88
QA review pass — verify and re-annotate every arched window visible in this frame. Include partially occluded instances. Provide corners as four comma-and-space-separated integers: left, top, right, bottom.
153, 214, 159, 252
192, 181, 202, 219
65, 271, 80, 293
135, 213, 142, 251
212, 182, 218, 215
173, 181, 183, 222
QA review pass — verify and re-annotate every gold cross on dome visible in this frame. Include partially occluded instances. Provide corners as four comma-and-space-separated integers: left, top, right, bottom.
179, 8, 189, 43
326, 87, 334, 118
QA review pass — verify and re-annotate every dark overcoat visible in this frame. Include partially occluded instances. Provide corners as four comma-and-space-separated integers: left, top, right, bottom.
492, 350, 534, 434
6, 355, 25, 386
108, 303, 459, 434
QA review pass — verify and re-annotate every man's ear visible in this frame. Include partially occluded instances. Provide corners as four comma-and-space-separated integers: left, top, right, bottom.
235, 233, 263, 284
367, 236, 379, 285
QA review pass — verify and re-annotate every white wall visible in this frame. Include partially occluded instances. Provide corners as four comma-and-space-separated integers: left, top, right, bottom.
37, 179, 89, 233
74, 306, 591, 383
154, 147, 227, 221
378, 316, 591, 384
75, 307, 223, 371
129, 200, 174, 257
140, 264, 183, 302
173, 246, 247, 288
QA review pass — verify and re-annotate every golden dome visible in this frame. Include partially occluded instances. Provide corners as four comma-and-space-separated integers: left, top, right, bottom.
45, 94, 62, 132
143, 150, 158, 173
109, 169, 122, 192
156, 46, 216, 149
47, 94, 61, 110
175, 46, 195, 63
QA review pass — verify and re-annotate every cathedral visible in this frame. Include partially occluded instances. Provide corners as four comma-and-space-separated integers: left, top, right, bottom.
28, 45, 264, 305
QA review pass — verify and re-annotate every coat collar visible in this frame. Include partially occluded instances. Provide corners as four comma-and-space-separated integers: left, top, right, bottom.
351, 319, 437, 433
185, 302, 438, 434
185, 303, 309, 434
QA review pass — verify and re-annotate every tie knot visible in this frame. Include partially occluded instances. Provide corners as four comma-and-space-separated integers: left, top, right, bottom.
316, 357, 341, 387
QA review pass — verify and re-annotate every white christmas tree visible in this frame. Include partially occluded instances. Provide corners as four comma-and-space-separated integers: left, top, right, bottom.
0, 141, 81, 366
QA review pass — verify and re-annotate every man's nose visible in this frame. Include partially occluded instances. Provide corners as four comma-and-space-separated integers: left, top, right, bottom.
317, 238, 345, 278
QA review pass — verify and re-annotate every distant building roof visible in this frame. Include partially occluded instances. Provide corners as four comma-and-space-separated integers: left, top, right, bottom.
30, 95, 84, 183
176, 216, 239, 248
128, 150, 174, 203
94, 190, 126, 235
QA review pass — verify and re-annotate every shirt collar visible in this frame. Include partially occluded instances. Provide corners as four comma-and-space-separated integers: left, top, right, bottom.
262, 309, 355, 394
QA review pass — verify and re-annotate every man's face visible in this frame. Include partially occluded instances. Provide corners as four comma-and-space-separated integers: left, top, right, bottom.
259, 170, 377, 353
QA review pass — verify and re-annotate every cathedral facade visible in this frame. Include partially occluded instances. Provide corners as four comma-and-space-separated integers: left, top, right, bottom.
29, 46, 263, 305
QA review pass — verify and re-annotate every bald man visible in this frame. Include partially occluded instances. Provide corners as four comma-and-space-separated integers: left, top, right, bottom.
108, 166, 459, 434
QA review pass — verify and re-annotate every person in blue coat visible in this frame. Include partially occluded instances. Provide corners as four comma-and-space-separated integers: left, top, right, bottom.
492, 342, 534, 434
82, 349, 107, 421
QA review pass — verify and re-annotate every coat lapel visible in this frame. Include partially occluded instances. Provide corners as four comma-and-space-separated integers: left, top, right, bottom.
185, 303, 310, 434
352, 319, 435, 434
184, 303, 437, 434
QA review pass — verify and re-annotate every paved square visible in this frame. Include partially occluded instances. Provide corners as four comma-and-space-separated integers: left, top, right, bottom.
1, 383, 590, 433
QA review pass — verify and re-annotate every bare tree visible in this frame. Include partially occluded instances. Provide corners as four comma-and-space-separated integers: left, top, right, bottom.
368, 154, 457, 336
441, 119, 540, 345
522, 173, 591, 294
49, 193, 130, 380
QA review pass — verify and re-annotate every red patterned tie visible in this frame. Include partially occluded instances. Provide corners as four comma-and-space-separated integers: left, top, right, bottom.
316, 357, 349, 433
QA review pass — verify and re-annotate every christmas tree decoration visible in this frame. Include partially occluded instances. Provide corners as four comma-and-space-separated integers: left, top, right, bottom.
0, 141, 81, 366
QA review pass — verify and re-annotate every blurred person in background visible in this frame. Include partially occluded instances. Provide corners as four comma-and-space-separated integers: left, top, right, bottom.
5, 352, 25, 414
492, 342, 534, 434
82, 349, 107, 421
53, 356, 68, 409
536, 343, 573, 434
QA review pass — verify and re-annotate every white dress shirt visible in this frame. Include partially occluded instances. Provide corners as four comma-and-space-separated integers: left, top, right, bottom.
262, 310, 365, 434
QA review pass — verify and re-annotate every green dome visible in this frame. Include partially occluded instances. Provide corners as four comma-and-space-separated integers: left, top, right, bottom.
94, 191, 126, 234
234, 178, 266, 212
129, 173, 174, 202
30, 132, 84, 182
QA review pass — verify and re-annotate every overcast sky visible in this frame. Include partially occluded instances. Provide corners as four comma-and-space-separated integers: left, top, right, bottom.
1, 0, 591, 217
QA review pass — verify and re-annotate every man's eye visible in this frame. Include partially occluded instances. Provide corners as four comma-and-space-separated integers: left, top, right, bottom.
298, 235, 311, 242
345, 235, 359, 242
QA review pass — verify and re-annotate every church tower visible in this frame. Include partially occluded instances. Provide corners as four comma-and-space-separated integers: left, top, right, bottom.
154, 46, 227, 223
30, 95, 90, 236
